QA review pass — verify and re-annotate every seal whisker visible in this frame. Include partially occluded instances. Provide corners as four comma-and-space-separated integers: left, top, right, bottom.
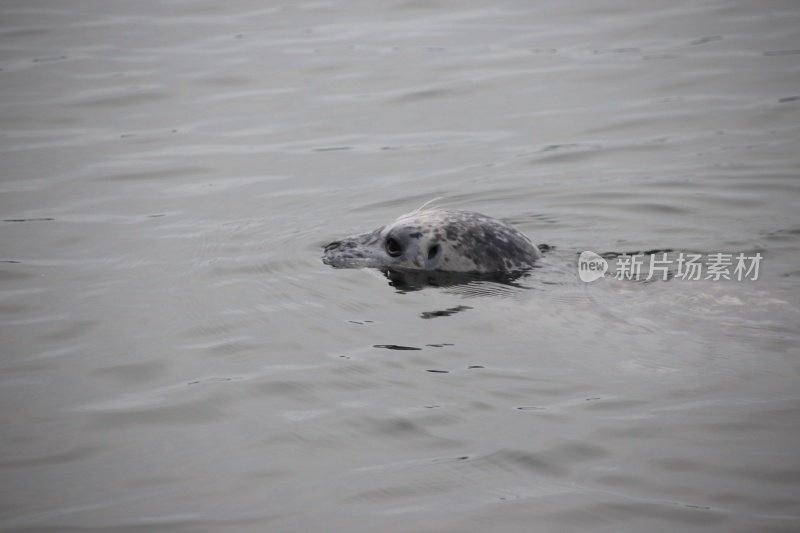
410, 196, 445, 215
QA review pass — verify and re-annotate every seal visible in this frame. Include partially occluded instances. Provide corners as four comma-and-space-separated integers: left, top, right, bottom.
322, 208, 542, 273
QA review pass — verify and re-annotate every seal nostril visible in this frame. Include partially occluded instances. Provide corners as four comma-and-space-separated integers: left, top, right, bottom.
324, 241, 341, 252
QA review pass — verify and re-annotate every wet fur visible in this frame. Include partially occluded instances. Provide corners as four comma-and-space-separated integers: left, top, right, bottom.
323, 209, 542, 273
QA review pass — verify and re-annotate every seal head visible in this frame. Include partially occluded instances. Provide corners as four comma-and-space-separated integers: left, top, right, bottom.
323, 209, 542, 273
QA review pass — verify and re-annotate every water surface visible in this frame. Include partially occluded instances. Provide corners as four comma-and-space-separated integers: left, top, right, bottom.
1, 1, 799, 531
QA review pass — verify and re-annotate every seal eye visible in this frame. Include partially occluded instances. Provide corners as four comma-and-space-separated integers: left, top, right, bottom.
427, 244, 439, 260
385, 237, 402, 257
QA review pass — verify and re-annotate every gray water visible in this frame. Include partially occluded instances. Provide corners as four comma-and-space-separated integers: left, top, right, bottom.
1, 1, 799, 531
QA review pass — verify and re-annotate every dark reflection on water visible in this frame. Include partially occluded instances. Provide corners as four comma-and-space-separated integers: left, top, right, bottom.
382, 267, 533, 294
419, 305, 472, 319
373, 344, 422, 351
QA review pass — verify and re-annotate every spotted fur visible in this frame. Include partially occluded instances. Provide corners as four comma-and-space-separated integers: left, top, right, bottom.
322, 209, 542, 273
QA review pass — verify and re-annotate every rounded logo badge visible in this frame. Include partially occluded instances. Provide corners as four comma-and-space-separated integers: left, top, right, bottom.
578, 251, 608, 282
